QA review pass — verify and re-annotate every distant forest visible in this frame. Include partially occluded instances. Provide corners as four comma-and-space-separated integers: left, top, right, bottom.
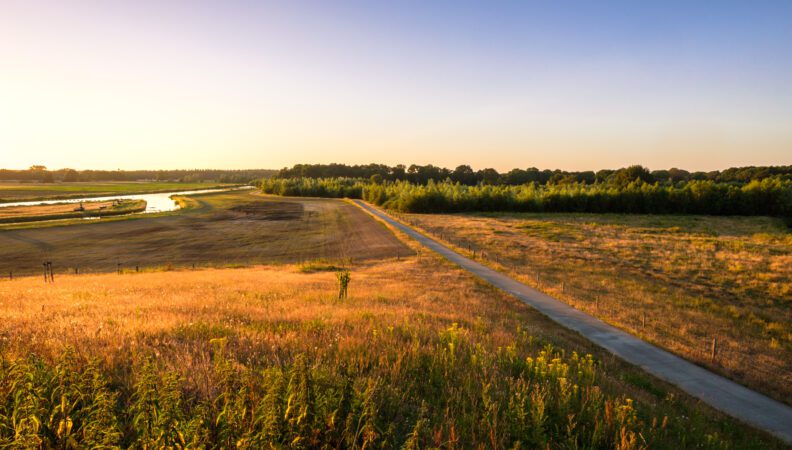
275, 163, 792, 186
263, 164, 792, 218
0, 167, 276, 183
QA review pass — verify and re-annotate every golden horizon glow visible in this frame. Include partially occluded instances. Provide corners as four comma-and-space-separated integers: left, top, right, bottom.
1, 1, 791, 172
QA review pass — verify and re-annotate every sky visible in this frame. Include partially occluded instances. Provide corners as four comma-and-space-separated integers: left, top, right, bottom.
1, 0, 791, 172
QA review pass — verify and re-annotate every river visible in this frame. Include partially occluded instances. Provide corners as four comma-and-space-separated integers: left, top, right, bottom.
0, 186, 251, 213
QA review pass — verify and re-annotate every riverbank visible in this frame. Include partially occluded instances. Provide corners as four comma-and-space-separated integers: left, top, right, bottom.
0, 181, 240, 203
0, 199, 147, 224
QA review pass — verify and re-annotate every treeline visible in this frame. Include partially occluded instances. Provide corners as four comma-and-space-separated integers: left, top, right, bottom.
260, 177, 792, 217
276, 163, 792, 186
0, 167, 276, 183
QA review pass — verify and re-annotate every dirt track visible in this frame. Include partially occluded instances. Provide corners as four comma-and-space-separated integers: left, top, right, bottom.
0, 191, 411, 275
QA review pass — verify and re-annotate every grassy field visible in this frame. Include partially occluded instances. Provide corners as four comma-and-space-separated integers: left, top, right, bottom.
394, 211, 792, 405
0, 199, 146, 223
0, 250, 784, 448
0, 181, 235, 203
0, 191, 410, 276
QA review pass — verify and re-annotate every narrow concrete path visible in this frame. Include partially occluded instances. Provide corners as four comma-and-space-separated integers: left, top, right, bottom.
353, 200, 792, 444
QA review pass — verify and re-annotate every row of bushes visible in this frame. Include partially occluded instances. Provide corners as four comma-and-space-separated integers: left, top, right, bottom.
274, 163, 792, 186
261, 177, 792, 217
261, 177, 364, 199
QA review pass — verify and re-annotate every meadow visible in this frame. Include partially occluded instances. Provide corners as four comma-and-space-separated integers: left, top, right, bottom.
0, 191, 409, 277
0, 181, 235, 203
0, 252, 783, 448
395, 211, 792, 405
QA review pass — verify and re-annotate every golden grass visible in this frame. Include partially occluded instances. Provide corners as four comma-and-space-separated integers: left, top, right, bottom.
395, 211, 792, 404
0, 246, 785, 447
0, 260, 518, 368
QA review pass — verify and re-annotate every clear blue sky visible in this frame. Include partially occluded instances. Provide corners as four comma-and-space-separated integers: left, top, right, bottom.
1, 0, 790, 171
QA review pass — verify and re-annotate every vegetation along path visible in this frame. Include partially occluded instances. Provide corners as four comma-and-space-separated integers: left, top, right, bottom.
353, 199, 792, 444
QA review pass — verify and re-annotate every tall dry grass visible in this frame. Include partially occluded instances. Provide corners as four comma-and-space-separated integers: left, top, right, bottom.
395, 211, 792, 405
0, 254, 782, 448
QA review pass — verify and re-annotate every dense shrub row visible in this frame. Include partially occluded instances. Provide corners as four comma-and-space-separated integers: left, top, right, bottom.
261, 177, 364, 199
275, 163, 792, 186
261, 177, 792, 217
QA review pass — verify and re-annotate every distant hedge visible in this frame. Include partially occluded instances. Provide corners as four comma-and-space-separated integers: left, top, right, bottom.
274, 163, 792, 186
260, 177, 364, 199
260, 177, 792, 217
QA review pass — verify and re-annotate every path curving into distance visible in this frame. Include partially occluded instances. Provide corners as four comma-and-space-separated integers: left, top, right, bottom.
353, 200, 792, 444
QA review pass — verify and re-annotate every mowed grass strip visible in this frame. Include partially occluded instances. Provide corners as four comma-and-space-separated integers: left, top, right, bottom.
0, 256, 782, 448
396, 211, 792, 405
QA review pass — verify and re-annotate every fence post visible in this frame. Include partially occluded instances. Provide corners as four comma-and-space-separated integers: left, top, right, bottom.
48, 262, 54, 282
561, 281, 565, 293
8, 271, 11, 280
641, 312, 646, 329
117, 262, 121, 274
710, 337, 717, 362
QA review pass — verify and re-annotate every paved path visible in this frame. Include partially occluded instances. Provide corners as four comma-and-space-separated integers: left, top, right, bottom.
353, 200, 792, 444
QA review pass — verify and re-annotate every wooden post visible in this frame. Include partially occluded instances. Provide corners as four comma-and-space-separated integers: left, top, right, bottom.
641, 312, 646, 329
8, 271, 11, 280
43, 263, 48, 283
136, 265, 139, 272
536, 273, 540, 287
47, 262, 53, 282
74, 267, 78, 275
710, 337, 717, 362
561, 281, 565, 293
117, 262, 121, 274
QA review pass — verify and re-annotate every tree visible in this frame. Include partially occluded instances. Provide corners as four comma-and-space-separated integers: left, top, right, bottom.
390, 164, 406, 181
370, 174, 383, 185
668, 168, 690, 183
595, 169, 614, 184
479, 168, 501, 185
62, 169, 80, 182
610, 166, 653, 187
504, 168, 529, 185
451, 165, 476, 185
